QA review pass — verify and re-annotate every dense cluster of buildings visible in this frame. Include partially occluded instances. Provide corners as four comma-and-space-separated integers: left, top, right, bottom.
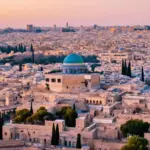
0, 26, 150, 150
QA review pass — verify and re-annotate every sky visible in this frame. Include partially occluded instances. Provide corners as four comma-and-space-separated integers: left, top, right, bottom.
0, 0, 150, 28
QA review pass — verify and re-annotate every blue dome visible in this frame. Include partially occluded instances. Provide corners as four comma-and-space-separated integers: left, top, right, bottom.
63, 53, 84, 64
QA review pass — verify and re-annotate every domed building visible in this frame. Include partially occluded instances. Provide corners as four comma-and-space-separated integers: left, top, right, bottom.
62, 53, 87, 74
45, 53, 100, 92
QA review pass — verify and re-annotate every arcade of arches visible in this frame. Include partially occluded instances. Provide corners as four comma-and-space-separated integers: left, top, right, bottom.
86, 99, 103, 105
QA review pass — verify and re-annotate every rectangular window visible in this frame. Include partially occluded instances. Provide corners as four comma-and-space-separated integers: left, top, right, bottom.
46, 78, 49, 82
57, 79, 61, 83
51, 79, 56, 82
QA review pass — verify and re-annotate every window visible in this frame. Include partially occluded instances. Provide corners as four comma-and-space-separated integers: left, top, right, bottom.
4, 132, 7, 136
44, 139, 46, 145
46, 78, 49, 82
64, 141, 67, 146
57, 79, 61, 83
11, 133, 13, 139
16, 133, 20, 139
51, 79, 56, 82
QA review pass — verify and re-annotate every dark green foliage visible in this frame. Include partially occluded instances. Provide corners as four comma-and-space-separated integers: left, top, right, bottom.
19, 63, 22, 71
51, 123, 56, 145
55, 124, 60, 145
122, 59, 124, 75
0, 44, 27, 54
0, 54, 99, 65
120, 119, 149, 137
30, 44, 35, 64
124, 59, 127, 74
141, 66, 144, 82
90, 64, 101, 72
14, 107, 54, 124
76, 133, 81, 149
121, 59, 132, 77
27, 107, 53, 124
121, 135, 148, 150
49, 69, 62, 73
73, 104, 76, 111
127, 61, 131, 77
0, 113, 4, 140
30, 100, 33, 115
14, 109, 30, 123
56, 106, 78, 127
46, 83, 50, 90
64, 107, 78, 127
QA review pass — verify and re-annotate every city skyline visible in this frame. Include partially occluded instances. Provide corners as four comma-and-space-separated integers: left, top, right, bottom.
0, 0, 150, 28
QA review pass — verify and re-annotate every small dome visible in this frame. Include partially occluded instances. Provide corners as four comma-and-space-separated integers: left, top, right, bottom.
63, 53, 84, 64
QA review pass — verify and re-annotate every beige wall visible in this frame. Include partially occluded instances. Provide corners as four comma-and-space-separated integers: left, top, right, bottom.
45, 74, 100, 93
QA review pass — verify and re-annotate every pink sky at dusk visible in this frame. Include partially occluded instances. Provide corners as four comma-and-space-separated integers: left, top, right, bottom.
0, 0, 149, 28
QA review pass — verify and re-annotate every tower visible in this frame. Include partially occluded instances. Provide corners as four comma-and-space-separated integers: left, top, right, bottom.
54, 24, 57, 31
27, 25, 33, 32
66, 22, 69, 28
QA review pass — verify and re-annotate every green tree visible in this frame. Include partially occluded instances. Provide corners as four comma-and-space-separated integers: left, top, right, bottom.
121, 135, 148, 150
141, 66, 144, 82
46, 83, 50, 90
122, 59, 124, 75
76, 133, 81, 149
64, 107, 78, 127
127, 61, 131, 77
0, 113, 4, 140
51, 123, 56, 145
120, 119, 149, 137
30, 44, 35, 64
61, 106, 71, 115
26, 116, 34, 124
14, 109, 30, 123
31, 107, 49, 124
124, 59, 127, 75
73, 104, 76, 111
91, 64, 100, 72
55, 124, 60, 145
19, 63, 22, 71
30, 100, 33, 116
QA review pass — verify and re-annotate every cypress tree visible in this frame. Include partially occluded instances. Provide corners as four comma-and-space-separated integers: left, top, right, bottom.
128, 61, 131, 77
0, 113, 4, 140
141, 67, 144, 82
55, 124, 60, 145
76, 133, 81, 149
124, 59, 127, 75
19, 63, 22, 72
30, 100, 33, 115
121, 59, 124, 75
30, 44, 35, 64
51, 123, 56, 145
73, 104, 76, 111
73, 104, 78, 126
